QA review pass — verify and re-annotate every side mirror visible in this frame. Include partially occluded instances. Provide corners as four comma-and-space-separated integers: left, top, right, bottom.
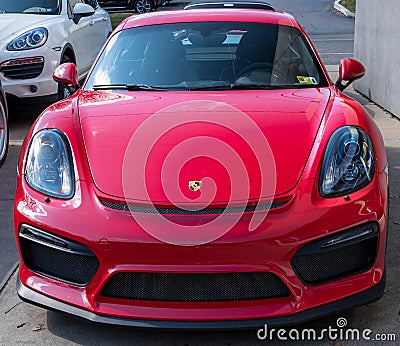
335, 58, 366, 91
53, 63, 80, 95
72, 3, 95, 24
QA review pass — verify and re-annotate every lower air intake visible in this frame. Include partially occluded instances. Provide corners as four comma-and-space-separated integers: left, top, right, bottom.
292, 222, 379, 285
101, 272, 290, 302
19, 224, 99, 286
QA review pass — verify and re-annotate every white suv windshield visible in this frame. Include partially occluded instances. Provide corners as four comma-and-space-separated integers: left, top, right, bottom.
0, 0, 61, 14
85, 21, 329, 91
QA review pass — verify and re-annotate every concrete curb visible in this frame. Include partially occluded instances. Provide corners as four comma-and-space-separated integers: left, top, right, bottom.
0, 262, 18, 295
333, 0, 355, 18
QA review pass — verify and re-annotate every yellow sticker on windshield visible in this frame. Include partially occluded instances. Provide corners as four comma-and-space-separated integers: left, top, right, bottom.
297, 76, 318, 85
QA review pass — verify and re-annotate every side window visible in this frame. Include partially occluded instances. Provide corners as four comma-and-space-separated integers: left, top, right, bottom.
272, 26, 321, 86
67, 0, 83, 17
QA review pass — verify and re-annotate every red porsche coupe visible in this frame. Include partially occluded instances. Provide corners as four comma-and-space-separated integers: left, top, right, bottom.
14, 6, 388, 328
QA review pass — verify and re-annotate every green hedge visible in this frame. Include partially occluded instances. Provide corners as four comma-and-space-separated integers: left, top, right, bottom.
340, 0, 356, 13
110, 13, 133, 29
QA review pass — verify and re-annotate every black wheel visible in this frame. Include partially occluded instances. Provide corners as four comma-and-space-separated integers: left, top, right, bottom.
133, 0, 153, 13
0, 94, 9, 166
57, 54, 73, 101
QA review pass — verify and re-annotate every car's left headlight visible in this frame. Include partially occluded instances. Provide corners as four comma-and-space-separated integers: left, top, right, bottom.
25, 130, 74, 199
7, 28, 48, 51
319, 126, 375, 197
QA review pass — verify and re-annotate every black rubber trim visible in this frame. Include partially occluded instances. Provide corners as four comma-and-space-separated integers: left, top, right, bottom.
17, 271, 385, 330
100, 199, 289, 215
19, 224, 95, 256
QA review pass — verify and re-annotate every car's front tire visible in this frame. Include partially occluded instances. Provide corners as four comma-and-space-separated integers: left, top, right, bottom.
0, 94, 9, 166
133, 0, 153, 13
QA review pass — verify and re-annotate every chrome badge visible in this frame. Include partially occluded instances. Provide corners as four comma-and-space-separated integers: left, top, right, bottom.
188, 180, 202, 192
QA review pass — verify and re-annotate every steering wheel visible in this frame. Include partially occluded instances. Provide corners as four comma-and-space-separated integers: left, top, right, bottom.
235, 62, 274, 80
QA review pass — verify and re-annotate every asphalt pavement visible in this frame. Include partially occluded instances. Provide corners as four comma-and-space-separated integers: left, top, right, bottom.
0, 102, 44, 285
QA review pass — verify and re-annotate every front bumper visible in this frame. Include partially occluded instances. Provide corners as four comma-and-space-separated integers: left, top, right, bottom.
14, 171, 388, 326
17, 271, 385, 329
0, 45, 61, 99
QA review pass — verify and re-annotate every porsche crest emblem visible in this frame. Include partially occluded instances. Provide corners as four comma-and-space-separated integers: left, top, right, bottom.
188, 180, 202, 192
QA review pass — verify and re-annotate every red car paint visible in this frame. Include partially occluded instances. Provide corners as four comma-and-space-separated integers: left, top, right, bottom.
14, 9, 388, 327
79, 88, 330, 202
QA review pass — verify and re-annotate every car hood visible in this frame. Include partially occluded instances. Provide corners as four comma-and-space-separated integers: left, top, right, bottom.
78, 88, 331, 204
0, 14, 58, 43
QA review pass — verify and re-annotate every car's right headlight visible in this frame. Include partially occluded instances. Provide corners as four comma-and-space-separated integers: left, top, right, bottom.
319, 126, 375, 197
25, 129, 74, 199
7, 27, 48, 51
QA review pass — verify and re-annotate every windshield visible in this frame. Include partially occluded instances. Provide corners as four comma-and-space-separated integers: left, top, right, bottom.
85, 21, 329, 91
0, 0, 61, 14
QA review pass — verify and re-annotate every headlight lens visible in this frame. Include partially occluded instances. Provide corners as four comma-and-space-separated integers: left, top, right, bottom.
320, 126, 374, 197
7, 28, 48, 51
25, 130, 74, 199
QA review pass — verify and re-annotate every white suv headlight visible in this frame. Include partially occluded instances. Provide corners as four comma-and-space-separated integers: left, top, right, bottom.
25, 130, 74, 199
7, 28, 48, 51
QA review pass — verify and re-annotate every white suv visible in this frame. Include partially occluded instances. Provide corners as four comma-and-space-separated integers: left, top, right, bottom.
0, 0, 112, 101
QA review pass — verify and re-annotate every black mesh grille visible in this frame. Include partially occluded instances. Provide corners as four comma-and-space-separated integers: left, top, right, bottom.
292, 223, 379, 285
101, 272, 290, 302
20, 232, 99, 286
101, 200, 289, 215
1, 61, 44, 79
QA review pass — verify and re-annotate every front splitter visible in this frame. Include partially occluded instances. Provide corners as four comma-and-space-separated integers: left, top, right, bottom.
17, 272, 385, 330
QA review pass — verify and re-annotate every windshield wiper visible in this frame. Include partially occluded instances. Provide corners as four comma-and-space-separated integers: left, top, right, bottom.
92, 83, 310, 92
187, 85, 231, 91
92, 84, 168, 91
230, 84, 275, 90
187, 84, 276, 91
231, 84, 311, 90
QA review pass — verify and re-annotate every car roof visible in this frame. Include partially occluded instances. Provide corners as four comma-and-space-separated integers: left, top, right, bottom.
119, 9, 299, 31
184, 1, 275, 11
